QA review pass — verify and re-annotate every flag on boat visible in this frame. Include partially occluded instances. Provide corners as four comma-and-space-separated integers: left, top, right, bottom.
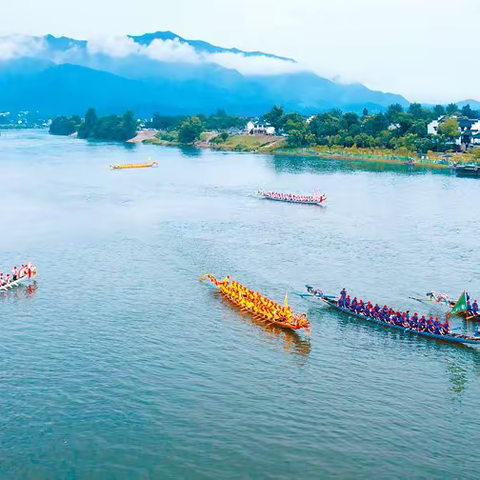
447, 291, 467, 318
284, 290, 288, 309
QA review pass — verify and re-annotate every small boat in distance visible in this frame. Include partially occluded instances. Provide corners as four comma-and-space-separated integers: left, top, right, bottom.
200, 273, 310, 331
301, 286, 480, 345
110, 160, 158, 170
456, 164, 480, 178
258, 190, 327, 205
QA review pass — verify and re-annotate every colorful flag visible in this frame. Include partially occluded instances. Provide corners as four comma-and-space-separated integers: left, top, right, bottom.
284, 290, 288, 309
448, 291, 467, 318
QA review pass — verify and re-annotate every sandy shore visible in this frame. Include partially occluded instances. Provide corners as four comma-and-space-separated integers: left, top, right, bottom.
127, 129, 158, 143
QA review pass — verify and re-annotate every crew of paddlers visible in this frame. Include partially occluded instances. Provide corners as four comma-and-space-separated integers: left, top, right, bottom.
259, 191, 326, 203
0, 262, 36, 287
466, 292, 479, 317
201, 274, 309, 329
337, 288, 452, 335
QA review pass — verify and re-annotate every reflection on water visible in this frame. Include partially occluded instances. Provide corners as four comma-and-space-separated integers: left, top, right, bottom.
447, 361, 468, 397
179, 145, 203, 157
219, 297, 311, 358
267, 154, 455, 177
0, 281, 38, 302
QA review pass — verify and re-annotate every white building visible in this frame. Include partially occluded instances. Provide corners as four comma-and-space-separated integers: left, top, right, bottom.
427, 118, 440, 135
428, 115, 480, 149
245, 121, 276, 135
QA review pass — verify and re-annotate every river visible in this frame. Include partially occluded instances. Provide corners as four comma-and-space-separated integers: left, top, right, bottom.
1, 129, 479, 478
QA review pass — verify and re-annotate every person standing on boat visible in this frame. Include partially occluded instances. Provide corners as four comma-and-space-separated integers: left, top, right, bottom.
340, 288, 347, 303
473, 300, 479, 316
12, 266, 18, 281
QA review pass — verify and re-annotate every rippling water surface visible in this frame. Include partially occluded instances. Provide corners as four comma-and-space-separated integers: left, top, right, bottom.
1, 130, 479, 478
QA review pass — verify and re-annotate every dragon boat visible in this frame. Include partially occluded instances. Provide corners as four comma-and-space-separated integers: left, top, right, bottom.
301, 286, 480, 345
0, 271, 37, 291
446, 291, 480, 321
258, 191, 327, 205
110, 161, 158, 170
200, 274, 310, 331
410, 291, 479, 320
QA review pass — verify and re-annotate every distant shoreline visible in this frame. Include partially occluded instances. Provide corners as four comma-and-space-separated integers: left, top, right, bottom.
142, 131, 458, 169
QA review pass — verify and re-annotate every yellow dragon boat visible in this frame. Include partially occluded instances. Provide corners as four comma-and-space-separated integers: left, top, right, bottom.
110, 160, 158, 170
200, 274, 310, 331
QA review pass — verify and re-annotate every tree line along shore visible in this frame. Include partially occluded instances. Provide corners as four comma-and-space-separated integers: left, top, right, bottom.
49, 103, 480, 165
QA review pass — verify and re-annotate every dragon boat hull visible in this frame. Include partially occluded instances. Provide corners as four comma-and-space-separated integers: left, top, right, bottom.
259, 193, 326, 206
200, 274, 309, 331
303, 290, 480, 345
111, 161, 158, 170
0, 273, 36, 291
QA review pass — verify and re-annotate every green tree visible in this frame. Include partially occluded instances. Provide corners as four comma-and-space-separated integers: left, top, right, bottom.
363, 113, 388, 136
49, 115, 80, 136
150, 113, 183, 131
362, 108, 369, 116
263, 105, 285, 133
408, 120, 427, 137
282, 113, 305, 133
92, 114, 122, 140
78, 107, 98, 139
445, 103, 459, 116
120, 109, 137, 141
328, 108, 343, 119
342, 112, 360, 130
178, 117, 204, 144
286, 129, 305, 148
461, 104, 479, 119
437, 117, 459, 139
433, 104, 445, 118
407, 102, 423, 118
386, 103, 404, 122
471, 148, 480, 160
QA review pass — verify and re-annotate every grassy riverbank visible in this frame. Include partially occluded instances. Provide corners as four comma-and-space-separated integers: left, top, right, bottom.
142, 129, 478, 167
144, 132, 286, 152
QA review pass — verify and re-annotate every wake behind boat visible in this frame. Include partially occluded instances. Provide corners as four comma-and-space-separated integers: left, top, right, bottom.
258, 190, 327, 205
302, 286, 480, 345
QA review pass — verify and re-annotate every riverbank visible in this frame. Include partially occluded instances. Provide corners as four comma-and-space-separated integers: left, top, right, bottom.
144, 132, 286, 152
141, 129, 476, 169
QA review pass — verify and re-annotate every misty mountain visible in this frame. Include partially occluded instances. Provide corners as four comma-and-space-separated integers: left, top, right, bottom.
457, 99, 480, 110
0, 31, 429, 117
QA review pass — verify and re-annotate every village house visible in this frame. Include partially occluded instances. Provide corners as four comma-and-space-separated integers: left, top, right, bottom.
245, 120, 276, 135
427, 115, 480, 150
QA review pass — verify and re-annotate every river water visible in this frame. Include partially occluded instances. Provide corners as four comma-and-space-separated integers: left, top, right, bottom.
1, 130, 479, 478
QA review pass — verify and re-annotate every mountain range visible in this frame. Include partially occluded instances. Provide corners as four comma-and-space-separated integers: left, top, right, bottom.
0, 31, 476, 117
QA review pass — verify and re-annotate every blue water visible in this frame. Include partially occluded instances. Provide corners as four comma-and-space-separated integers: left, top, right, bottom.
0, 130, 479, 478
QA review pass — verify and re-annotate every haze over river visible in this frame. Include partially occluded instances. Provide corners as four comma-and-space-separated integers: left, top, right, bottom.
1, 130, 479, 478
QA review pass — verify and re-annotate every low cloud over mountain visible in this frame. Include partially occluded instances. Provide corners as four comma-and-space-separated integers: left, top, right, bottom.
0, 31, 409, 116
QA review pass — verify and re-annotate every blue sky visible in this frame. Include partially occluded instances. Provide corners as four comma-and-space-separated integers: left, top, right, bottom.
2, 0, 479, 103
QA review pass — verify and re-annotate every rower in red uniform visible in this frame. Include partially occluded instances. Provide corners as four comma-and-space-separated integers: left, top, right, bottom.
12, 266, 18, 281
